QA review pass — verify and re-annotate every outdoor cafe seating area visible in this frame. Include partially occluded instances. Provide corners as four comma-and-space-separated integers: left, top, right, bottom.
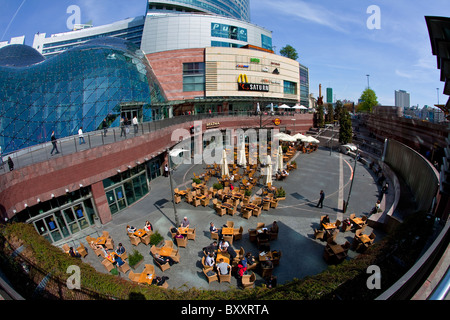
314, 213, 376, 264
201, 220, 280, 287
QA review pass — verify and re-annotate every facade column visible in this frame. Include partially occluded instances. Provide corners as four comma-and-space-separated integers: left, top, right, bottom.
91, 181, 112, 225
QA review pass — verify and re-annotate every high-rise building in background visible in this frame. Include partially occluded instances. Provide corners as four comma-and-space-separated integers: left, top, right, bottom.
326, 87, 333, 104
299, 64, 309, 107
395, 89, 410, 109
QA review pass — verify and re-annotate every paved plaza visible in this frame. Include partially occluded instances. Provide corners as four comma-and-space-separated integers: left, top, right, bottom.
79, 147, 385, 291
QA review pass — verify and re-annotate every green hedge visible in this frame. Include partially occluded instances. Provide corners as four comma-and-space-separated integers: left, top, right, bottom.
0, 210, 435, 300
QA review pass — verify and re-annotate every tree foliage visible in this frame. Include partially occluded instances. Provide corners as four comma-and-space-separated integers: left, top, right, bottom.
279, 44, 299, 60
339, 109, 353, 144
358, 88, 378, 112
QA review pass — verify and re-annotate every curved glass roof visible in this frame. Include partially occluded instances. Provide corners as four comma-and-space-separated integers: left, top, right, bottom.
0, 44, 45, 67
0, 38, 167, 153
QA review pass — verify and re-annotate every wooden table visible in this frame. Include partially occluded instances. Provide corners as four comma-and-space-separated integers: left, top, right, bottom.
95, 236, 107, 245
176, 190, 187, 196
105, 252, 118, 263
134, 229, 147, 238
258, 251, 272, 261
159, 247, 173, 256
328, 244, 344, 255
216, 252, 230, 264
221, 202, 233, 209
244, 203, 259, 212
178, 227, 189, 235
358, 234, 371, 244
351, 217, 365, 226
221, 227, 234, 235
139, 271, 154, 284
322, 223, 337, 230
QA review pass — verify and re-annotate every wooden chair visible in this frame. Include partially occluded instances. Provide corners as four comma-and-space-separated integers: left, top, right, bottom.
202, 256, 213, 271
252, 206, 262, 217
76, 243, 88, 258
262, 201, 271, 211
129, 235, 141, 246
164, 240, 174, 248
102, 231, 110, 239
256, 222, 265, 231
201, 196, 210, 206
203, 268, 218, 284
193, 197, 201, 207
62, 244, 70, 254
141, 234, 151, 245
223, 234, 233, 246
226, 221, 235, 228
174, 194, 181, 204
218, 265, 232, 283
155, 257, 170, 272
118, 261, 130, 274
170, 249, 180, 263
210, 231, 219, 240
227, 205, 237, 216
119, 251, 128, 260
215, 205, 226, 216
101, 259, 115, 272
314, 228, 325, 240
242, 272, 256, 289
234, 247, 245, 260
105, 238, 114, 250
176, 236, 187, 248
128, 270, 141, 282
233, 226, 244, 241
335, 220, 341, 228
271, 250, 282, 266
248, 229, 257, 242
270, 199, 279, 209
242, 208, 252, 219
187, 228, 196, 241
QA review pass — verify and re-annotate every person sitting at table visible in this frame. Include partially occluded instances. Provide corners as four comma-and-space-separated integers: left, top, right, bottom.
115, 243, 126, 255
230, 174, 235, 182
144, 221, 153, 232
154, 253, 177, 266
90, 240, 104, 250
265, 275, 277, 288
205, 252, 215, 268
127, 225, 137, 233
320, 215, 330, 228
245, 252, 256, 267
210, 222, 222, 238
203, 241, 218, 256
219, 239, 229, 252
282, 169, 289, 176
180, 216, 190, 228
217, 258, 231, 276
227, 245, 237, 261
69, 247, 81, 258
257, 229, 270, 242
112, 254, 125, 267
270, 221, 279, 234
175, 231, 185, 239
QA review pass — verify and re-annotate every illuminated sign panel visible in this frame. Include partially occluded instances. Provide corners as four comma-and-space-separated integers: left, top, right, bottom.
237, 74, 269, 92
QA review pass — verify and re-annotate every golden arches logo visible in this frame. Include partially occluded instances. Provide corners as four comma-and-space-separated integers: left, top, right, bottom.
237, 74, 248, 83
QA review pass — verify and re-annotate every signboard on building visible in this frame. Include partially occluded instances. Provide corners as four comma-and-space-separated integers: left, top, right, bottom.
237, 74, 269, 92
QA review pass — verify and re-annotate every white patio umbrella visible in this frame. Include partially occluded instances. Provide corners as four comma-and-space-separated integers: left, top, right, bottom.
256, 102, 260, 113
302, 136, 320, 144
278, 104, 291, 109
292, 133, 307, 140
238, 143, 247, 167
270, 103, 274, 113
265, 155, 272, 186
221, 149, 229, 177
274, 132, 296, 142
277, 145, 284, 172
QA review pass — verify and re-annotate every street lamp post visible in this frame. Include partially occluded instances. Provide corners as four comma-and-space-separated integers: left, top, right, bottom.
366, 74, 370, 89
344, 146, 359, 213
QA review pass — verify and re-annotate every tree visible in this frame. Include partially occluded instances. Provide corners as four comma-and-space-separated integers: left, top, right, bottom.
279, 45, 299, 60
317, 104, 325, 127
326, 103, 334, 123
358, 88, 378, 113
339, 109, 353, 144
334, 100, 343, 122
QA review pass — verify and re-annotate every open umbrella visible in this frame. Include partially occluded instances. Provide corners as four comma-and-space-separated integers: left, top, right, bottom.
221, 149, 229, 177
238, 143, 247, 167
302, 136, 320, 144
292, 133, 307, 140
278, 104, 291, 109
274, 132, 296, 142
265, 155, 272, 186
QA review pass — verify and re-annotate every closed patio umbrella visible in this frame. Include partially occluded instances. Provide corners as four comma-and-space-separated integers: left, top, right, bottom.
265, 155, 272, 186
221, 149, 229, 177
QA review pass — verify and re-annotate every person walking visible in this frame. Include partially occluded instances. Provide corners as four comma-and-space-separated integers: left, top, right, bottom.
120, 117, 126, 138
132, 115, 138, 134
102, 118, 108, 137
7, 157, 14, 171
50, 131, 60, 155
316, 190, 325, 208
78, 127, 86, 144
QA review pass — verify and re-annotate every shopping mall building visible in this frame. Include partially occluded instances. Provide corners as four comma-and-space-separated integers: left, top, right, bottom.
0, 0, 313, 244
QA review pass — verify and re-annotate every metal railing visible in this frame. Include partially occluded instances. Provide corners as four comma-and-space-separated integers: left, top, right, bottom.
0, 111, 309, 174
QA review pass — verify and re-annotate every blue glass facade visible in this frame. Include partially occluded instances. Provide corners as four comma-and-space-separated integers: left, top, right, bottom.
148, 0, 250, 22
0, 38, 166, 153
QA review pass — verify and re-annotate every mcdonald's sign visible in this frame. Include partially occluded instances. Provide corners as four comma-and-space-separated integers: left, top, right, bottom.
237, 74, 269, 92
237, 74, 249, 83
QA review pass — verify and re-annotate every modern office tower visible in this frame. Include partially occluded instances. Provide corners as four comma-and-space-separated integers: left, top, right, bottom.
299, 64, 309, 107
146, 0, 250, 22
32, 16, 146, 58
326, 87, 333, 104
395, 89, 410, 109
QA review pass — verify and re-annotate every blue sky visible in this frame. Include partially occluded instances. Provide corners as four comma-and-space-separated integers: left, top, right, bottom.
0, 0, 448, 108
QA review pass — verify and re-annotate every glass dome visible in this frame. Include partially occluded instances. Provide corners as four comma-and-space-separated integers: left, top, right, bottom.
0, 38, 167, 153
